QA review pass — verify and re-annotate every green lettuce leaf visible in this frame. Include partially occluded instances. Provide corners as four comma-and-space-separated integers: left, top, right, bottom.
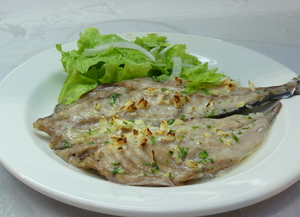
56, 27, 225, 105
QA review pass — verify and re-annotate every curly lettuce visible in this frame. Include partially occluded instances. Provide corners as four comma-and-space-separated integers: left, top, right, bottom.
56, 27, 225, 105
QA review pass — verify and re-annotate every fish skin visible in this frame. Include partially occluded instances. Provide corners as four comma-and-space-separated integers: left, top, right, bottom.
33, 76, 298, 147
36, 90, 281, 186
32, 76, 297, 186
51, 102, 281, 186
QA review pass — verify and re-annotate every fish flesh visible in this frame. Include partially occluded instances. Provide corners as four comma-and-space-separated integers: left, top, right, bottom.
34, 102, 281, 186
33, 76, 298, 186
34, 76, 299, 148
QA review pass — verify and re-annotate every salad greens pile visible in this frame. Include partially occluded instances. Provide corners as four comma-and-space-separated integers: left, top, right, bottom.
56, 27, 224, 105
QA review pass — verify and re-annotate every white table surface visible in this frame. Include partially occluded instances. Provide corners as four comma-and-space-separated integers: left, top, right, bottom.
1, 0, 300, 216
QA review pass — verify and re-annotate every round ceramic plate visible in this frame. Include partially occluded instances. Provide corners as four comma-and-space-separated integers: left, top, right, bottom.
0, 32, 299, 217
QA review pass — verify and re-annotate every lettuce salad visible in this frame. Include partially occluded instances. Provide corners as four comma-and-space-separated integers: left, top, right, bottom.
56, 27, 225, 105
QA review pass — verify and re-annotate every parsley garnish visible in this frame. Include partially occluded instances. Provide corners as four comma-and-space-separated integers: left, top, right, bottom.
242, 127, 250, 130
62, 140, 71, 148
151, 136, 156, 145
111, 167, 122, 174
231, 133, 239, 143
150, 162, 159, 173
110, 162, 122, 174
204, 110, 215, 118
109, 93, 121, 106
203, 88, 213, 95
178, 146, 189, 158
199, 150, 208, 159
142, 161, 160, 173
167, 119, 175, 125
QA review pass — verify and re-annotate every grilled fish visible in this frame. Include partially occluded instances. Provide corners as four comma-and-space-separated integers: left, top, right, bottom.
32, 76, 298, 186
34, 76, 299, 148
35, 102, 281, 186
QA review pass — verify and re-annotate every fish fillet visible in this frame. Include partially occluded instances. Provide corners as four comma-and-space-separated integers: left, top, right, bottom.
33, 77, 286, 186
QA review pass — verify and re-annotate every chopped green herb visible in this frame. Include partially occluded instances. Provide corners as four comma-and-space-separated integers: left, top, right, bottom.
242, 127, 250, 130
88, 141, 95, 145
88, 128, 92, 135
180, 115, 185, 120
142, 162, 151, 166
62, 140, 71, 148
208, 158, 214, 163
103, 141, 110, 145
123, 121, 128, 125
169, 150, 174, 156
111, 166, 122, 175
168, 172, 172, 179
178, 146, 189, 158
219, 138, 224, 143
222, 109, 227, 112
110, 162, 122, 174
199, 150, 208, 159
151, 136, 156, 145
206, 125, 212, 129
203, 88, 213, 95
167, 119, 175, 125
204, 110, 215, 118
161, 88, 167, 92
192, 126, 199, 130
104, 128, 111, 134
231, 133, 239, 143
238, 132, 242, 135
151, 161, 159, 173
109, 93, 121, 106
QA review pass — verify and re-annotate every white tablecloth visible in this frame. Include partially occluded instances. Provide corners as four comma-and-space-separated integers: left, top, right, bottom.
1, 0, 300, 216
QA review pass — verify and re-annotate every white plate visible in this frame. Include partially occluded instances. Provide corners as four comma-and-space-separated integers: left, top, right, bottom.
0, 32, 299, 217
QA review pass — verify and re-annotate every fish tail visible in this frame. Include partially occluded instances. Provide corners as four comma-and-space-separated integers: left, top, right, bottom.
294, 75, 300, 95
